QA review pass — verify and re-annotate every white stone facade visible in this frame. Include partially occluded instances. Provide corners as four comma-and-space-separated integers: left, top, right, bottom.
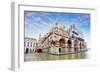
24, 37, 37, 53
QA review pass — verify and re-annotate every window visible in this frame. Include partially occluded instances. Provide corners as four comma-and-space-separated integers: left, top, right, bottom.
30, 42, 32, 47
27, 42, 29, 47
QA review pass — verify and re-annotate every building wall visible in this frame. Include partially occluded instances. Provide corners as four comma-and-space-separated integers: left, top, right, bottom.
47, 24, 69, 54
37, 23, 87, 54
24, 37, 37, 53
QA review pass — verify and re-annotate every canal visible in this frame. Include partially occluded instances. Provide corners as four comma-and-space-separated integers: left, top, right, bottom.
24, 50, 90, 62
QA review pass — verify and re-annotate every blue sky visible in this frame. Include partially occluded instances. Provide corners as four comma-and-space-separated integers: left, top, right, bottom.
24, 11, 90, 48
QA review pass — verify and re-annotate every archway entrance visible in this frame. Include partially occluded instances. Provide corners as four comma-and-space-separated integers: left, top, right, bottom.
74, 39, 79, 46
25, 48, 29, 54
59, 48, 61, 53
67, 39, 72, 52
59, 38, 66, 47
74, 39, 79, 52
59, 38, 66, 54
67, 40, 72, 45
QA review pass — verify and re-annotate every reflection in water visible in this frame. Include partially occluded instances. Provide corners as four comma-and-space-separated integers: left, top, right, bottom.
24, 51, 89, 62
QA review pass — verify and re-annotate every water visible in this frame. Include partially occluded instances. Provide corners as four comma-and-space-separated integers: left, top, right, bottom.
24, 50, 90, 62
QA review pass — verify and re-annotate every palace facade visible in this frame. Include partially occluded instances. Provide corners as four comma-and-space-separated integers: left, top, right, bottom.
38, 23, 87, 54
24, 23, 87, 54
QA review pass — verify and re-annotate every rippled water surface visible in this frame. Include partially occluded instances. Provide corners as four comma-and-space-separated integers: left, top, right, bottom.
24, 50, 90, 62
